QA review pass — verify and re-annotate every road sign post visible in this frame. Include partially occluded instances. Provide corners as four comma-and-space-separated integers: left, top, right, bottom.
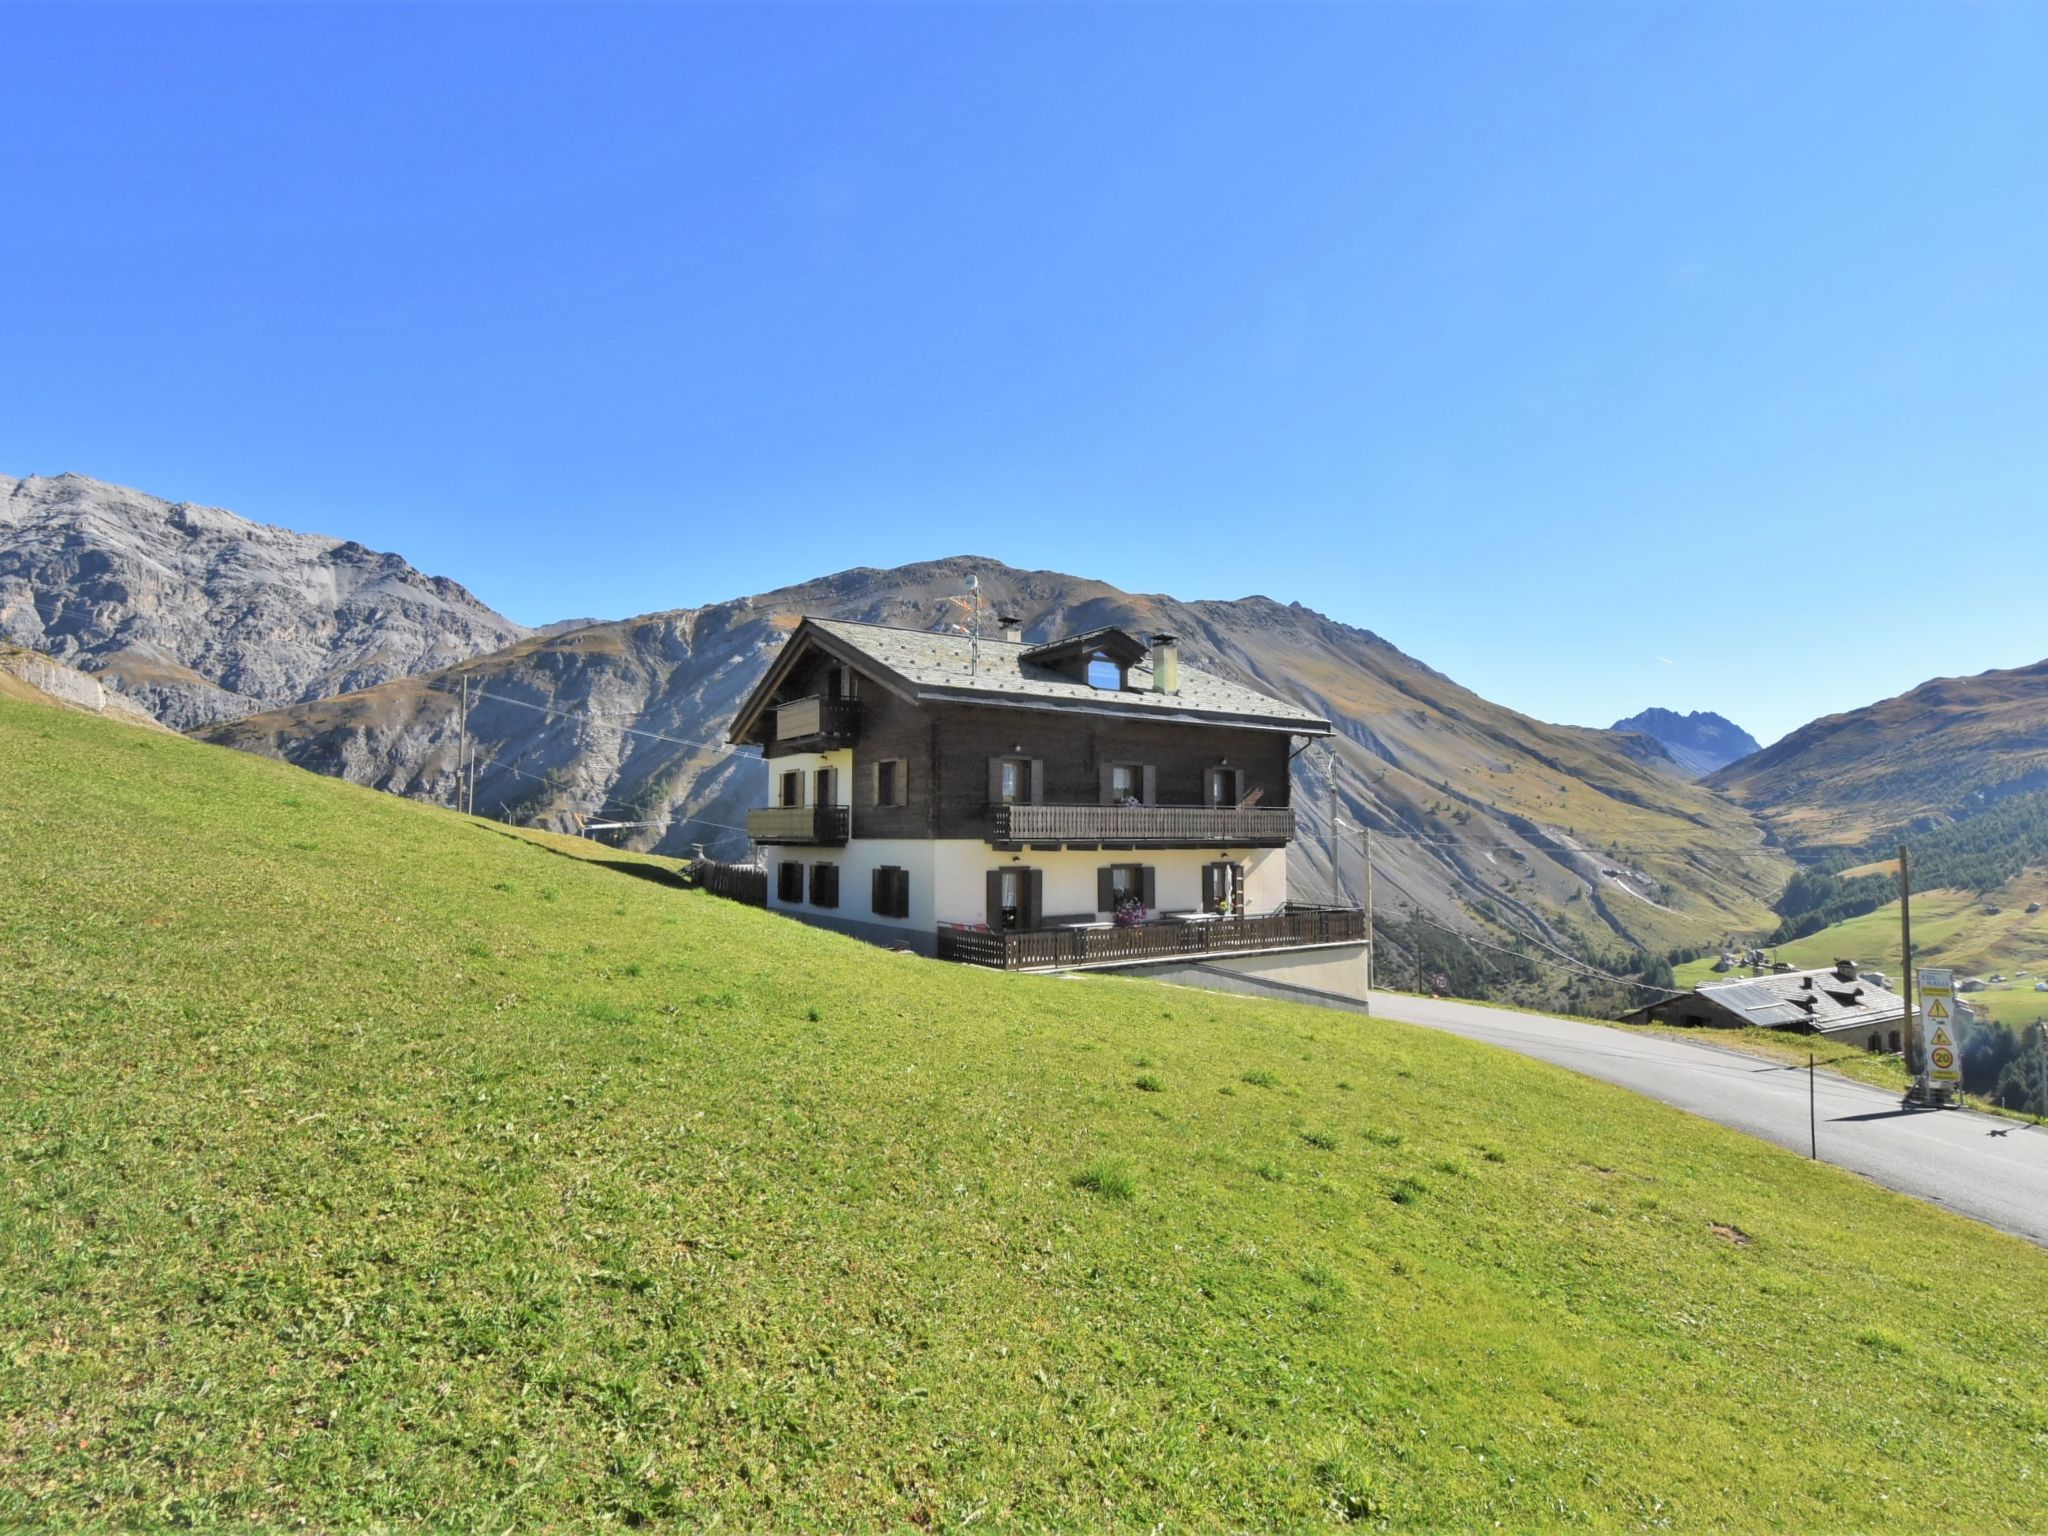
1920, 967, 1960, 1103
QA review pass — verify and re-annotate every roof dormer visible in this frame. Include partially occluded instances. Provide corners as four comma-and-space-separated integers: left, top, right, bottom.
1020, 627, 1150, 690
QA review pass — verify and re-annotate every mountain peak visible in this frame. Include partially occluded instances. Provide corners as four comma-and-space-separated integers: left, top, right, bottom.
1608, 708, 1760, 779
1, 472, 530, 729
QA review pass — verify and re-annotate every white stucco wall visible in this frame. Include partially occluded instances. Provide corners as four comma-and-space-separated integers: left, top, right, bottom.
764, 749, 854, 804
761, 833, 1292, 936
763, 836, 937, 934
932, 842, 1288, 927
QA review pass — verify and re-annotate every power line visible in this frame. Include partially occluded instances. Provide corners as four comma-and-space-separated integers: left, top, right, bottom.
1411, 913, 1684, 997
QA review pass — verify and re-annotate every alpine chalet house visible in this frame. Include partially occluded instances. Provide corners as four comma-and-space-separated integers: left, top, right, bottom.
727, 616, 1368, 1003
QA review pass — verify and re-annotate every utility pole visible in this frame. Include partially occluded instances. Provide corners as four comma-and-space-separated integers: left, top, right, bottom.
1327, 752, 1342, 907
1361, 814, 1373, 995
1900, 844, 1922, 1099
456, 676, 470, 815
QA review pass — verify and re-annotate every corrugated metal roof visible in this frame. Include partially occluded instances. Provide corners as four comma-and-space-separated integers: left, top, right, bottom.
805, 618, 1331, 732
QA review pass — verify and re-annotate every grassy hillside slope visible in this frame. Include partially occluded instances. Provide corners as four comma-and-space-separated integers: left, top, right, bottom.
4, 695, 2045, 1530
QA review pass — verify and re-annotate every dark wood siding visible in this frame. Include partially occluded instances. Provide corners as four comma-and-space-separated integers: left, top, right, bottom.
927, 703, 1293, 841
849, 684, 936, 840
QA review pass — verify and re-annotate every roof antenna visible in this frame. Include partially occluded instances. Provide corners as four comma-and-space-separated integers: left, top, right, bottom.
942, 572, 983, 675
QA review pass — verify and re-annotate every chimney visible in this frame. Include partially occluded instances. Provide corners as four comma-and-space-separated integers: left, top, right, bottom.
1834, 958, 1858, 982
997, 614, 1022, 644
1151, 634, 1180, 695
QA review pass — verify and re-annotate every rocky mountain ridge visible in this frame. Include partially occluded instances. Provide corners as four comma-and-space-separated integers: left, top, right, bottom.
1608, 707, 1761, 779
0, 473, 530, 728
1708, 658, 2048, 847
203, 556, 1786, 976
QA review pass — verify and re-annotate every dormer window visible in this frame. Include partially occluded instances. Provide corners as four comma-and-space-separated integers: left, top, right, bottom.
1086, 652, 1121, 690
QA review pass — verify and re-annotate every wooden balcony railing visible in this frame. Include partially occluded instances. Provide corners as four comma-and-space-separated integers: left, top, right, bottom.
937, 904, 1366, 970
989, 802, 1294, 848
773, 695, 860, 744
745, 804, 851, 845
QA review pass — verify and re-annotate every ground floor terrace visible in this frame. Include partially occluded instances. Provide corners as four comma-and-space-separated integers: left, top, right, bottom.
758, 838, 1363, 968
935, 902, 1368, 971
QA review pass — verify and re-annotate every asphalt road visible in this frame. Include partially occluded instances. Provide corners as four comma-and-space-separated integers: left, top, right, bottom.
1370, 992, 2048, 1248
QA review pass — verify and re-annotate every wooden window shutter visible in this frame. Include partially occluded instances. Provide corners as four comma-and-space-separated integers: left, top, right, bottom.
1140, 866, 1157, 911
1201, 863, 1219, 911
1029, 760, 1045, 805
872, 866, 886, 912
1141, 765, 1157, 806
893, 867, 910, 917
988, 757, 1005, 806
1025, 869, 1044, 929
1098, 763, 1115, 805
1097, 866, 1115, 912
986, 869, 1004, 929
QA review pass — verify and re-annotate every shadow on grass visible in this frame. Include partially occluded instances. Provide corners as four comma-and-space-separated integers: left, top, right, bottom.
478, 824, 692, 889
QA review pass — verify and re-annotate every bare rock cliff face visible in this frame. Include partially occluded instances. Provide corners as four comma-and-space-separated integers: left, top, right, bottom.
0, 642, 172, 730
0, 473, 530, 729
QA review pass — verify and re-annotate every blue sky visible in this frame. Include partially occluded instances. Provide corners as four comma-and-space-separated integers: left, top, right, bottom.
5, 3, 2043, 745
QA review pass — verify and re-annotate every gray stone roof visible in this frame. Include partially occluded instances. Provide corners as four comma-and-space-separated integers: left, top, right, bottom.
806, 618, 1329, 733
1648, 966, 1911, 1035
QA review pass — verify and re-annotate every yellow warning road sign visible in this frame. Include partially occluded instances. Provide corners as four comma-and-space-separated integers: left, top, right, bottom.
1928, 1021, 1963, 1086
1919, 968, 1961, 1087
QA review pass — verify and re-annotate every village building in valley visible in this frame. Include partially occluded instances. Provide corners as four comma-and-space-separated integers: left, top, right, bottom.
727, 616, 1368, 1003
1623, 959, 1916, 1053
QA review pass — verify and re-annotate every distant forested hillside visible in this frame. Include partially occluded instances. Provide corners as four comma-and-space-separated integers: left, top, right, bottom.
1768, 788, 2048, 944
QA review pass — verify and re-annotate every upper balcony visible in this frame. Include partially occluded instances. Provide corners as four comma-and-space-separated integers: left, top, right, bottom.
989, 802, 1294, 848
746, 804, 851, 846
771, 694, 860, 751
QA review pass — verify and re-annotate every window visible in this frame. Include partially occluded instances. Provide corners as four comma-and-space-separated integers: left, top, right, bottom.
989, 756, 1039, 806
872, 864, 910, 919
1097, 863, 1156, 917
1205, 766, 1244, 808
810, 862, 839, 909
986, 866, 1042, 931
776, 861, 803, 903
780, 769, 803, 808
1203, 861, 1245, 915
873, 758, 905, 807
1098, 761, 1154, 806
1086, 651, 1121, 690
814, 766, 837, 806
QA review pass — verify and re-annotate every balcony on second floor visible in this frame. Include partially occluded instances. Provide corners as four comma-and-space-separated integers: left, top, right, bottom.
771, 694, 860, 750
989, 801, 1295, 849
746, 803, 851, 846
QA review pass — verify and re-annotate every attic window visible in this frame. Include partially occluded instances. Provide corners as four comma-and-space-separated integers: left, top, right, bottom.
1086, 652, 1121, 690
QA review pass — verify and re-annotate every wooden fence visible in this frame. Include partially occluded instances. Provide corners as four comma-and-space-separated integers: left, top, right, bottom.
687, 857, 767, 907
937, 904, 1365, 970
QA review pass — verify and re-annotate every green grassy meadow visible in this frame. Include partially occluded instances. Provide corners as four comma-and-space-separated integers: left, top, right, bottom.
5, 694, 2048, 1530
